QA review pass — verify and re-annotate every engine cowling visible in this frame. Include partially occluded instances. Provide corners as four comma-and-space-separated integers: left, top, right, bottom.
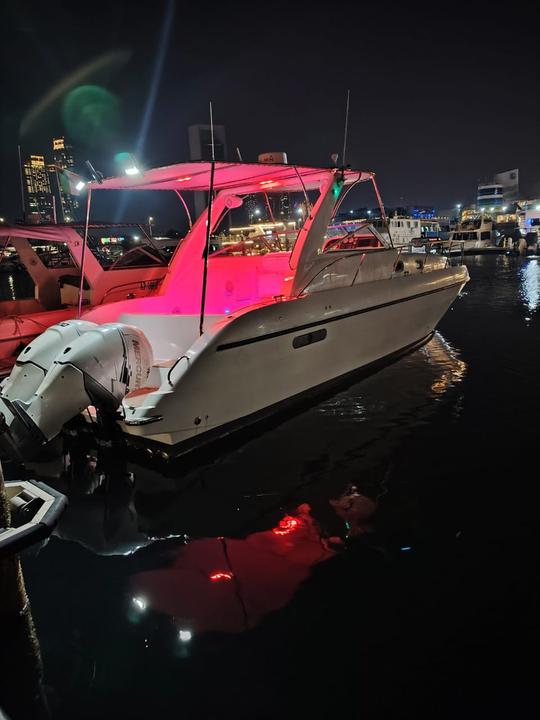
0, 322, 153, 461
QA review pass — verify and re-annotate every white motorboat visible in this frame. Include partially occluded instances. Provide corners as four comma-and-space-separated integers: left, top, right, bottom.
0, 223, 169, 374
0, 161, 469, 461
447, 214, 498, 253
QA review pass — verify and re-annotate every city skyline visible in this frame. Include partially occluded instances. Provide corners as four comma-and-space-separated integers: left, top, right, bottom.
1, 0, 539, 228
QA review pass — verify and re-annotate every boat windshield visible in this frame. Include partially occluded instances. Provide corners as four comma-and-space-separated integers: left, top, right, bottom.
212, 232, 285, 256
323, 222, 385, 252
74, 226, 168, 269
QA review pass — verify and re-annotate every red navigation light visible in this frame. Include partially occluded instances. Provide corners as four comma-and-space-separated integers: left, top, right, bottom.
209, 571, 234, 582
272, 515, 301, 536
177, 176, 192, 182
260, 180, 280, 188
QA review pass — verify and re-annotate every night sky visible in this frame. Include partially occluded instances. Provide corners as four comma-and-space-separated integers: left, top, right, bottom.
1, 0, 539, 230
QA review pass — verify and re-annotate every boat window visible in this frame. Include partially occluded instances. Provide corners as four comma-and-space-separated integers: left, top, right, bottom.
28, 241, 76, 268
481, 231, 491, 240
292, 328, 327, 349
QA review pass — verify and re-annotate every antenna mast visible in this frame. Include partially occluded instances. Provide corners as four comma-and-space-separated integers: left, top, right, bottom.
199, 102, 216, 336
341, 89, 350, 167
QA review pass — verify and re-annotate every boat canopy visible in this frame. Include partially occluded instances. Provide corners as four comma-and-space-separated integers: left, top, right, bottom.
0, 225, 83, 242
90, 161, 374, 193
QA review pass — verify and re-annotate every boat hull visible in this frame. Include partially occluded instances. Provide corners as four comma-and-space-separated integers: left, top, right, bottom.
122, 266, 468, 454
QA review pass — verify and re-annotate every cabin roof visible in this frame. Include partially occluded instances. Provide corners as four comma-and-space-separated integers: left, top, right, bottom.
90, 161, 374, 193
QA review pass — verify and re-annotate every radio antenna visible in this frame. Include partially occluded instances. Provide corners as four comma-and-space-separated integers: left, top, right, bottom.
341, 89, 350, 167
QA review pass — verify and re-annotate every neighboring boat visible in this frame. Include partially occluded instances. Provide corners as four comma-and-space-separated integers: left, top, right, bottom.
0, 161, 469, 462
0, 479, 66, 557
331, 216, 442, 248
446, 214, 500, 253
0, 223, 169, 373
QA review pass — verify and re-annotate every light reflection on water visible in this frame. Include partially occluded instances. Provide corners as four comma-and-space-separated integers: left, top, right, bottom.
519, 258, 540, 313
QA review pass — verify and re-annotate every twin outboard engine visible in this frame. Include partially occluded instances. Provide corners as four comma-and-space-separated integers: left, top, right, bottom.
0, 320, 152, 461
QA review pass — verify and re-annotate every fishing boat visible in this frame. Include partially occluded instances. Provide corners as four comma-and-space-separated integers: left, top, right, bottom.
0, 223, 169, 374
0, 161, 469, 461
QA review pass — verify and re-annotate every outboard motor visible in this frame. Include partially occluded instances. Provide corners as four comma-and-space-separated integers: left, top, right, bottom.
0, 322, 153, 461
1, 320, 97, 402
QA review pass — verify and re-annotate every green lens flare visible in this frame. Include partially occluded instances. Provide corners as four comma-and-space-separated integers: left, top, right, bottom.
63, 85, 120, 146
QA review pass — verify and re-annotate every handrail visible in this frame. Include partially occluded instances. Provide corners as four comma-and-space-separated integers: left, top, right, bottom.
97, 275, 165, 304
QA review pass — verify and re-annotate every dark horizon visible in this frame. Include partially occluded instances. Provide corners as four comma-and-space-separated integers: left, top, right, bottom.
2, 0, 539, 229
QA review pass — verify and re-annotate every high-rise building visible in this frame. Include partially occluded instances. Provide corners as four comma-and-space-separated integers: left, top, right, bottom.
50, 136, 78, 221
23, 155, 54, 223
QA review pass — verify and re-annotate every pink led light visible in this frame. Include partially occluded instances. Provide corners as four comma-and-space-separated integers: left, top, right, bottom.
260, 180, 280, 188
177, 176, 192, 182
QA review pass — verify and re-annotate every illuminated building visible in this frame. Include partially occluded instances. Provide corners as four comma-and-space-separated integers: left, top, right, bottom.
50, 136, 78, 221
23, 155, 53, 224
477, 169, 519, 212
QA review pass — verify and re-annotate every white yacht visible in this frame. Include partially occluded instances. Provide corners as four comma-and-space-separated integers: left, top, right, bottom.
0, 161, 469, 461
0, 223, 168, 373
370, 216, 441, 247
447, 214, 497, 253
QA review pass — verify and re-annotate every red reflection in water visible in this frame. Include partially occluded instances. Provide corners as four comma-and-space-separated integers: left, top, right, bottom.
272, 515, 301, 536
209, 571, 233, 582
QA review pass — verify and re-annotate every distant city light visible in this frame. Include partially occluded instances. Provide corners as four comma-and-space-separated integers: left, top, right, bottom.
490, 207, 495, 211
178, 630, 192, 642
125, 166, 140, 176
254, 208, 261, 216
132, 596, 147, 611
297, 208, 304, 215
65, 216, 71, 222
133, 235, 141, 241
75, 180, 86, 192
502, 206, 508, 212
367, 210, 372, 215
536, 205, 540, 210
0, 217, 5, 223
349, 209, 354, 214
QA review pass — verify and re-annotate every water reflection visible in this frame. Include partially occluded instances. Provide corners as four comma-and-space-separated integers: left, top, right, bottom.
519, 258, 540, 313
23, 332, 466, 563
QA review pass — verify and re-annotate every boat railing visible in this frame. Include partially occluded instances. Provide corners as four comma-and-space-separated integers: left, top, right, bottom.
97, 275, 166, 304
405, 238, 465, 267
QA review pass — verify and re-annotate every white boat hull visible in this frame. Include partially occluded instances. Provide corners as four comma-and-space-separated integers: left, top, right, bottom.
122, 265, 467, 453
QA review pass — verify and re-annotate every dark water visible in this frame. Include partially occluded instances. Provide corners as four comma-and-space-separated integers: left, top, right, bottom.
6, 254, 540, 719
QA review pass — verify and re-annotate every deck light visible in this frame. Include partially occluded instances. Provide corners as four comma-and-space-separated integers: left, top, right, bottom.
260, 180, 280, 188
75, 180, 86, 192
177, 176, 191, 182
178, 630, 192, 642
125, 166, 140, 176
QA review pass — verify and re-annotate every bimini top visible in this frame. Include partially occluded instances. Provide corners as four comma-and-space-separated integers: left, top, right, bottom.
90, 161, 374, 194
0, 224, 82, 242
